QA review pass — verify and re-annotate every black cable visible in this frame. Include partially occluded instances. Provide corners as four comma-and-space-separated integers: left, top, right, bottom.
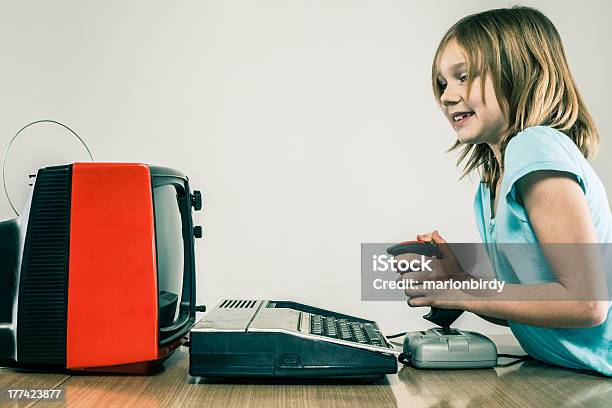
398, 352, 531, 368
398, 352, 411, 365
496, 353, 533, 367
385, 332, 407, 339
497, 353, 529, 358
182, 335, 191, 348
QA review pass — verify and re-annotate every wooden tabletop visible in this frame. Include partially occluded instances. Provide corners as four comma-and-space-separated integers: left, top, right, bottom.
1, 335, 610, 408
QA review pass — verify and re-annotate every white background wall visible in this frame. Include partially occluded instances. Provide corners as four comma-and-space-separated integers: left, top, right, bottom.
1, 0, 610, 335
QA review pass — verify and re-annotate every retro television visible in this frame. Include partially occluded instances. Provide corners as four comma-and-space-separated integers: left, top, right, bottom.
0, 163, 203, 372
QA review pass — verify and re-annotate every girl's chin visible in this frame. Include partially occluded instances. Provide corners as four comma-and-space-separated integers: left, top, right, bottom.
456, 132, 481, 144
455, 126, 491, 144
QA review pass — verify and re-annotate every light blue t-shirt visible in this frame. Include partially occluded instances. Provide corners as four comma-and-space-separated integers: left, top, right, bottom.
474, 126, 612, 376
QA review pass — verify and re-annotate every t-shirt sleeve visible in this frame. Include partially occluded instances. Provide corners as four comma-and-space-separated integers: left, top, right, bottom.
503, 126, 586, 221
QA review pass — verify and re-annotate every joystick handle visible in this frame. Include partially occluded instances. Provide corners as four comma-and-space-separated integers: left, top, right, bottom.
386, 240, 463, 331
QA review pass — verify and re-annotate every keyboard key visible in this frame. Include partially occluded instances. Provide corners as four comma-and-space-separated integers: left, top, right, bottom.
363, 324, 381, 344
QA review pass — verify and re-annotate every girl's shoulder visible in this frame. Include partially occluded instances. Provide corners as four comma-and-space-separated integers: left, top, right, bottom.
506, 126, 581, 157
504, 126, 585, 183
501, 127, 612, 243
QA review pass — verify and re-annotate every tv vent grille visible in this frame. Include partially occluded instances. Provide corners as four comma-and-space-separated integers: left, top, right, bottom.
219, 299, 257, 309
17, 165, 71, 365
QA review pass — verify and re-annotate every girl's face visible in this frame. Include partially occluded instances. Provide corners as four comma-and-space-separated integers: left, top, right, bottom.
437, 39, 507, 146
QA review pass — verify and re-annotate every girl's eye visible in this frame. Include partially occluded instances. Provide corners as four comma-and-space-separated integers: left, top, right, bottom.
459, 74, 468, 82
439, 82, 447, 91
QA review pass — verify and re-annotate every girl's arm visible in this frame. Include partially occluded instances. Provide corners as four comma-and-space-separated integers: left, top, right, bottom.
407, 171, 609, 328
453, 170, 608, 328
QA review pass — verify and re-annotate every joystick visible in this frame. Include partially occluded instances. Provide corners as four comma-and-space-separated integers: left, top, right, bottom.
387, 240, 497, 369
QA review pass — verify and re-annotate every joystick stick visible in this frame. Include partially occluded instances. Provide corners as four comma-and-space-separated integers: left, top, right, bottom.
386, 240, 464, 333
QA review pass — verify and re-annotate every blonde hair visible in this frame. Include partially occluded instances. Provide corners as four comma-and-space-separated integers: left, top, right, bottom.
432, 6, 598, 189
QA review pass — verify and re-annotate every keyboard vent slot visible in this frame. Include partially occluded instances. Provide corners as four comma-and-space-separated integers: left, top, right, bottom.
219, 299, 257, 309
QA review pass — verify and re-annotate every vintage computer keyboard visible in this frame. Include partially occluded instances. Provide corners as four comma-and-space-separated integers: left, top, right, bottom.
189, 299, 398, 379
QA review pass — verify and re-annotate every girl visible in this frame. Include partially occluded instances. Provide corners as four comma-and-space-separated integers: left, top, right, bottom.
398, 6, 611, 376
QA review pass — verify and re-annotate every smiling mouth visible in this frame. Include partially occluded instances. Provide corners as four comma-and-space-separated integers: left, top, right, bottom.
452, 112, 474, 122
451, 112, 474, 126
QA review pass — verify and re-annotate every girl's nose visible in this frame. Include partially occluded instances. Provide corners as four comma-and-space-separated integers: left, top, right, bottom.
440, 86, 461, 106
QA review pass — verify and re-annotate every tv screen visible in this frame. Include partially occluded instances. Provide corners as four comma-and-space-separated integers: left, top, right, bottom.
151, 168, 198, 344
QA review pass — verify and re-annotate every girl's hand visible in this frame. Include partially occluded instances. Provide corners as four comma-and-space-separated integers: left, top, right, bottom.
394, 230, 469, 282
395, 230, 470, 308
